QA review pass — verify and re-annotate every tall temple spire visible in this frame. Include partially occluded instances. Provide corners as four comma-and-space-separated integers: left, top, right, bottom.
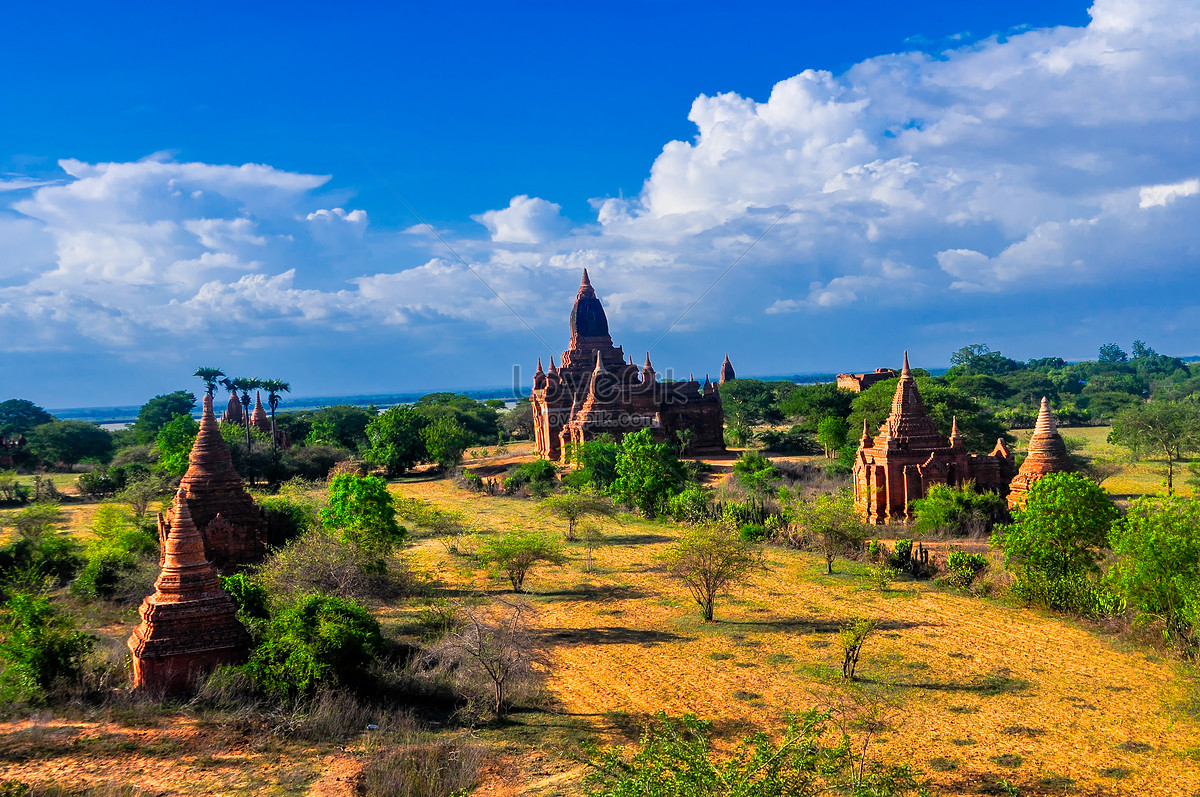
859, 417, 873, 447
1033, 396, 1058, 437
580, 267, 593, 293
901, 350, 911, 377
719, 353, 736, 384
878, 351, 945, 449
548, 355, 558, 375
570, 268, 610, 342
949, 416, 964, 448
536, 357, 544, 375
177, 393, 267, 571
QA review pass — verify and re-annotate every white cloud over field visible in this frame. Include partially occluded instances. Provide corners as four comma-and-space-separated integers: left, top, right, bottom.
2, 0, 1199, 379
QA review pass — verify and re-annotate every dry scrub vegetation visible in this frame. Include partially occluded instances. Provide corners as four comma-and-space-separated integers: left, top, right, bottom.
2, 445, 1199, 796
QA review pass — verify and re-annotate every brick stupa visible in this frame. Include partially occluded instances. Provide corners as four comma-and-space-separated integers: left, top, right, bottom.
1007, 397, 1073, 508
129, 488, 251, 693
174, 393, 267, 570
853, 352, 1015, 524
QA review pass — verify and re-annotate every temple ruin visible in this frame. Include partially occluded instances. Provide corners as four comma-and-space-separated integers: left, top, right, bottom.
172, 394, 268, 570
531, 270, 727, 460
129, 488, 251, 693
836, 368, 898, 393
853, 352, 1015, 524
1007, 397, 1073, 508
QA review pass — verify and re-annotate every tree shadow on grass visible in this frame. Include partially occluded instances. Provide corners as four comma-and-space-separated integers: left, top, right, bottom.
607, 533, 674, 546
719, 617, 937, 635
536, 584, 648, 602
540, 626, 692, 647
859, 667, 1032, 696
0, 728, 185, 763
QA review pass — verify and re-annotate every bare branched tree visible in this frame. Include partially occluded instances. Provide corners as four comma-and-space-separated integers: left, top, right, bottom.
425, 598, 549, 721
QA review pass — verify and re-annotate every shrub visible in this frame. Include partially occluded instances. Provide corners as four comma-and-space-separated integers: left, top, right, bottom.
910, 483, 1008, 538
944, 551, 989, 588
662, 523, 762, 622
247, 594, 383, 699
76, 469, 120, 498
780, 489, 865, 575
739, 524, 766, 543
0, 590, 95, 704
0, 505, 83, 588
889, 539, 913, 570
839, 618, 877, 680
503, 458, 559, 496
731, 451, 779, 496
1109, 496, 1200, 656
540, 490, 616, 540
1009, 570, 1123, 618
72, 505, 158, 602
423, 599, 548, 720
258, 493, 319, 548
584, 710, 928, 797
477, 531, 566, 592
609, 429, 686, 518
756, 425, 821, 455
255, 531, 413, 604
279, 444, 356, 481
220, 574, 270, 620
364, 405, 428, 476
320, 474, 405, 553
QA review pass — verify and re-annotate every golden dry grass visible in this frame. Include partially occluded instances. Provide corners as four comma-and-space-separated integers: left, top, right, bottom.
396, 478, 1200, 797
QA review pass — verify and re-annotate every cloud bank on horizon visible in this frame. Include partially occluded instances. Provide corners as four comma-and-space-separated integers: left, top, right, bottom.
2, 0, 1198, 400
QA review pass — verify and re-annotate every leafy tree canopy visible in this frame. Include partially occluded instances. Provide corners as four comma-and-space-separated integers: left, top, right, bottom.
992, 472, 1117, 581
364, 405, 428, 476
304, 404, 375, 452
133, 391, 196, 444
0, 400, 54, 437
947, 343, 1022, 376
320, 473, 404, 552
421, 416, 473, 470
154, 414, 200, 477
25, 421, 113, 468
610, 429, 686, 518
412, 392, 500, 445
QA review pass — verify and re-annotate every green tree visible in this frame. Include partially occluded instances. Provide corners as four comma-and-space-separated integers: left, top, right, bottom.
782, 490, 865, 575
192, 367, 225, 398
731, 450, 779, 497
662, 523, 762, 621
992, 472, 1117, 581
1108, 496, 1200, 656
1098, 343, 1129, 363
1109, 400, 1200, 495
778, 382, 853, 431
947, 343, 1021, 376
247, 593, 383, 698
478, 530, 566, 592
25, 421, 113, 468
154, 414, 199, 477
563, 435, 619, 491
320, 474, 404, 552
500, 398, 535, 440
133, 390, 196, 444
303, 404, 375, 451
421, 416, 472, 470
412, 392, 501, 444
610, 429, 686, 518
540, 490, 617, 541
816, 417, 849, 458
364, 405, 428, 476
0, 399, 54, 437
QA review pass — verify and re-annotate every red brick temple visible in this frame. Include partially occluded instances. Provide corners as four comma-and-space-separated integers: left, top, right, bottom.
129, 488, 250, 693
170, 394, 268, 570
853, 352, 1014, 524
1007, 397, 1073, 508
531, 270, 728, 460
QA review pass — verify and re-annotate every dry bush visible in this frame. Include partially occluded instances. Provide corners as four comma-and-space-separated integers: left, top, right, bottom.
421, 598, 549, 721
773, 460, 850, 496
361, 735, 485, 797
254, 531, 417, 605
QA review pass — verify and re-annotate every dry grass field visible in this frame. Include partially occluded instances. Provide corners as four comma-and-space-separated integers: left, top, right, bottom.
3, 437, 1200, 796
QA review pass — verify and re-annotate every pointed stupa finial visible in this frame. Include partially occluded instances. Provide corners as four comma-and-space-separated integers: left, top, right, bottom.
644, 352, 653, 368
1034, 397, 1058, 436
581, 268, 591, 288
536, 357, 544, 375
160, 488, 211, 573
202, 392, 215, 418
549, 355, 558, 374
860, 417, 873, 446
902, 350, 911, 377
950, 415, 964, 447
593, 349, 605, 374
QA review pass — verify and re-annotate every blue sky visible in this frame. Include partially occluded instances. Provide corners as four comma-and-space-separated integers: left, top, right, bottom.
3, 0, 1197, 407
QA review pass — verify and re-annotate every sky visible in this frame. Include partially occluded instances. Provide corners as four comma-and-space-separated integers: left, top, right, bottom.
2, 0, 1198, 408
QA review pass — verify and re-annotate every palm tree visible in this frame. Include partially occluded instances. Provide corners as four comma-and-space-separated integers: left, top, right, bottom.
259, 379, 291, 464
193, 367, 225, 398
228, 377, 261, 484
